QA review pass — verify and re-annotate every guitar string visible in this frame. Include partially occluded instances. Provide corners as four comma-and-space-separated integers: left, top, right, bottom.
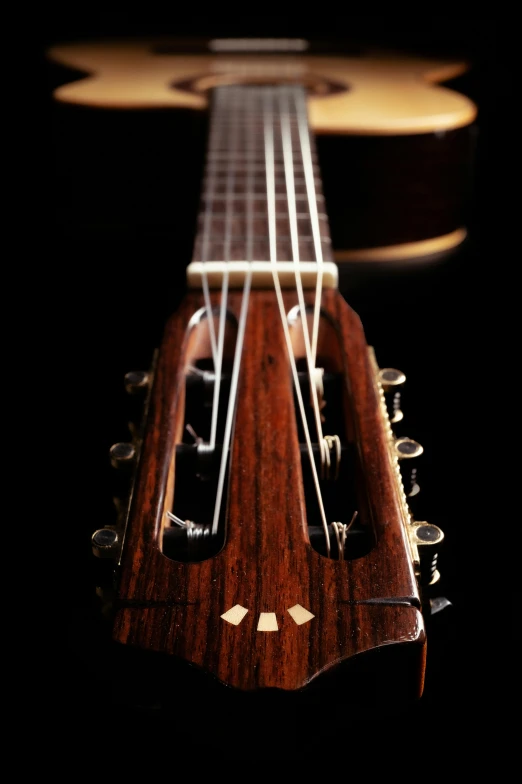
294, 88, 324, 370
279, 86, 326, 467
264, 86, 331, 557
199, 90, 222, 371
208, 88, 236, 450
211, 86, 254, 535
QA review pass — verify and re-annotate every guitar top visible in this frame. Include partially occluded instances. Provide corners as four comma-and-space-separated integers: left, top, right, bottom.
48, 37, 477, 266
49, 37, 462, 704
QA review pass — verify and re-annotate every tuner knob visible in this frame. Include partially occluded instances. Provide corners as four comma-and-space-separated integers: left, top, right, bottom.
379, 368, 406, 424
124, 370, 150, 396
410, 522, 444, 586
92, 527, 119, 559
379, 367, 406, 390
109, 441, 136, 469
394, 437, 423, 459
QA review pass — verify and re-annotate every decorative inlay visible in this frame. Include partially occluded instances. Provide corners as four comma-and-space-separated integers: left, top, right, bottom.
257, 612, 278, 631
221, 605, 249, 625
287, 604, 315, 625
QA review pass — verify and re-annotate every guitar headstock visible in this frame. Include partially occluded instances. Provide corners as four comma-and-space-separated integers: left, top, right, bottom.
93, 280, 443, 698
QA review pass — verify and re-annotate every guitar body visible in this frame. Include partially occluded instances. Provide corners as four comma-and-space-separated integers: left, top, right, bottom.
48, 38, 477, 266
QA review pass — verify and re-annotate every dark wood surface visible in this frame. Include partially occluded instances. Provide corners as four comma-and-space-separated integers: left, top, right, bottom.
115, 289, 425, 693
192, 84, 333, 265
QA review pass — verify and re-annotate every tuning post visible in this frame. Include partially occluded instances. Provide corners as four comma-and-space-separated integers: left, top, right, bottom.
322, 434, 341, 480
331, 511, 358, 560
163, 512, 214, 559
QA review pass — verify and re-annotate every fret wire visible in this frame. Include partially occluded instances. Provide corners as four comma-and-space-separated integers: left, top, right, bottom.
193, 83, 331, 268
295, 88, 326, 368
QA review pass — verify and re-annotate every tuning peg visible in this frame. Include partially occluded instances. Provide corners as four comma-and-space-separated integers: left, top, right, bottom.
410, 522, 444, 586
429, 596, 452, 616
379, 367, 406, 390
109, 441, 136, 469
92, 527, 119, 559
124, 370, 150, 396
379, 368, 406, 424
394, 437, 423, 459
395, 438, 423, 510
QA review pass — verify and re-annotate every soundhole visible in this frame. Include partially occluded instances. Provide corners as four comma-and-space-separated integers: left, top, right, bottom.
171, 73, 348, 98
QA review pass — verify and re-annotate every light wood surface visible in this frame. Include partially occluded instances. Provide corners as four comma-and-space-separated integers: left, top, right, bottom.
48, 40, 477, 134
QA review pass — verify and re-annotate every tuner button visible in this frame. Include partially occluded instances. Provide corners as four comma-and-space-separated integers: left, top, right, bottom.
412, 522, 443, 544
379, 368, 406, 391
110, 441, 136, 469
124, 371, 150, 395
429, 597, 452, 616
92, 527, 119, 558
410, 522, 444, 586
395, 437, 423, 459
379, 369, 406, 425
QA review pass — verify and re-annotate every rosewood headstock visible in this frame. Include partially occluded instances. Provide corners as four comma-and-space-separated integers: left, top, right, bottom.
93, 285, 443, 697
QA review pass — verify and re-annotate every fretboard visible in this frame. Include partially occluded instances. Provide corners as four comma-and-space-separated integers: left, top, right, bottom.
192, 84, 333, 265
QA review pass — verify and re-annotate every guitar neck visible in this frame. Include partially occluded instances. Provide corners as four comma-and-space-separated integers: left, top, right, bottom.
191, 84, 334, 272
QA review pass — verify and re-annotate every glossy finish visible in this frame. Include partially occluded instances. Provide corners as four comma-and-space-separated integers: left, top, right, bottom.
114, 289, 426, 694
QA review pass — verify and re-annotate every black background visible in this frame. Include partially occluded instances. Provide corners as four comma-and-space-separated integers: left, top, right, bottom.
40, 13, 508, 753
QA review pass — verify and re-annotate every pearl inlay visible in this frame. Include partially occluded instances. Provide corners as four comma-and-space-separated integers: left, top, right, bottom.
287, 604, 315, 625
221, 604, 249, 625
257, 612, 278, 631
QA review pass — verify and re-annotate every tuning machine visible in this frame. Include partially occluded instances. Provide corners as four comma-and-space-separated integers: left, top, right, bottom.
379, 367, 405, 424
409, 521, 444, 587
394, 436, 423, 508
92, 365, 154, 561
92, 526, 120, 559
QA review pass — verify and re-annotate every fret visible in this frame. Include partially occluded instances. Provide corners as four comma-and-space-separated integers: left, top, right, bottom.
206, 163, 321, 175
197, 214, 330, 238
201, 194, 325, 202
192, 84, 330, 268
205, 211, 329, 219
199, 196, 325, 217
206, 153, 318, 163
193, 237, 333, 263
202, 178, 323, 196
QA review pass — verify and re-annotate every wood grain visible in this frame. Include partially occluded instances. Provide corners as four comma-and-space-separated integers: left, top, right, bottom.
113, 288, 426, 695
47, 40, 476, 133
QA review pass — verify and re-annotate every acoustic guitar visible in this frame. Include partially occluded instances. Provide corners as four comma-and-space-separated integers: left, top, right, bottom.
48, 37, 475, 708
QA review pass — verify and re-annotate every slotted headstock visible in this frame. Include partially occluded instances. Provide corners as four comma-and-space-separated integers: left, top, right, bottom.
91, 281, 444, 699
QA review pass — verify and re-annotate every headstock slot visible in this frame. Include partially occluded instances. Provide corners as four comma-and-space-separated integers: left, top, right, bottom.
288, 306, 374, 560
161, 306, 238, 562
